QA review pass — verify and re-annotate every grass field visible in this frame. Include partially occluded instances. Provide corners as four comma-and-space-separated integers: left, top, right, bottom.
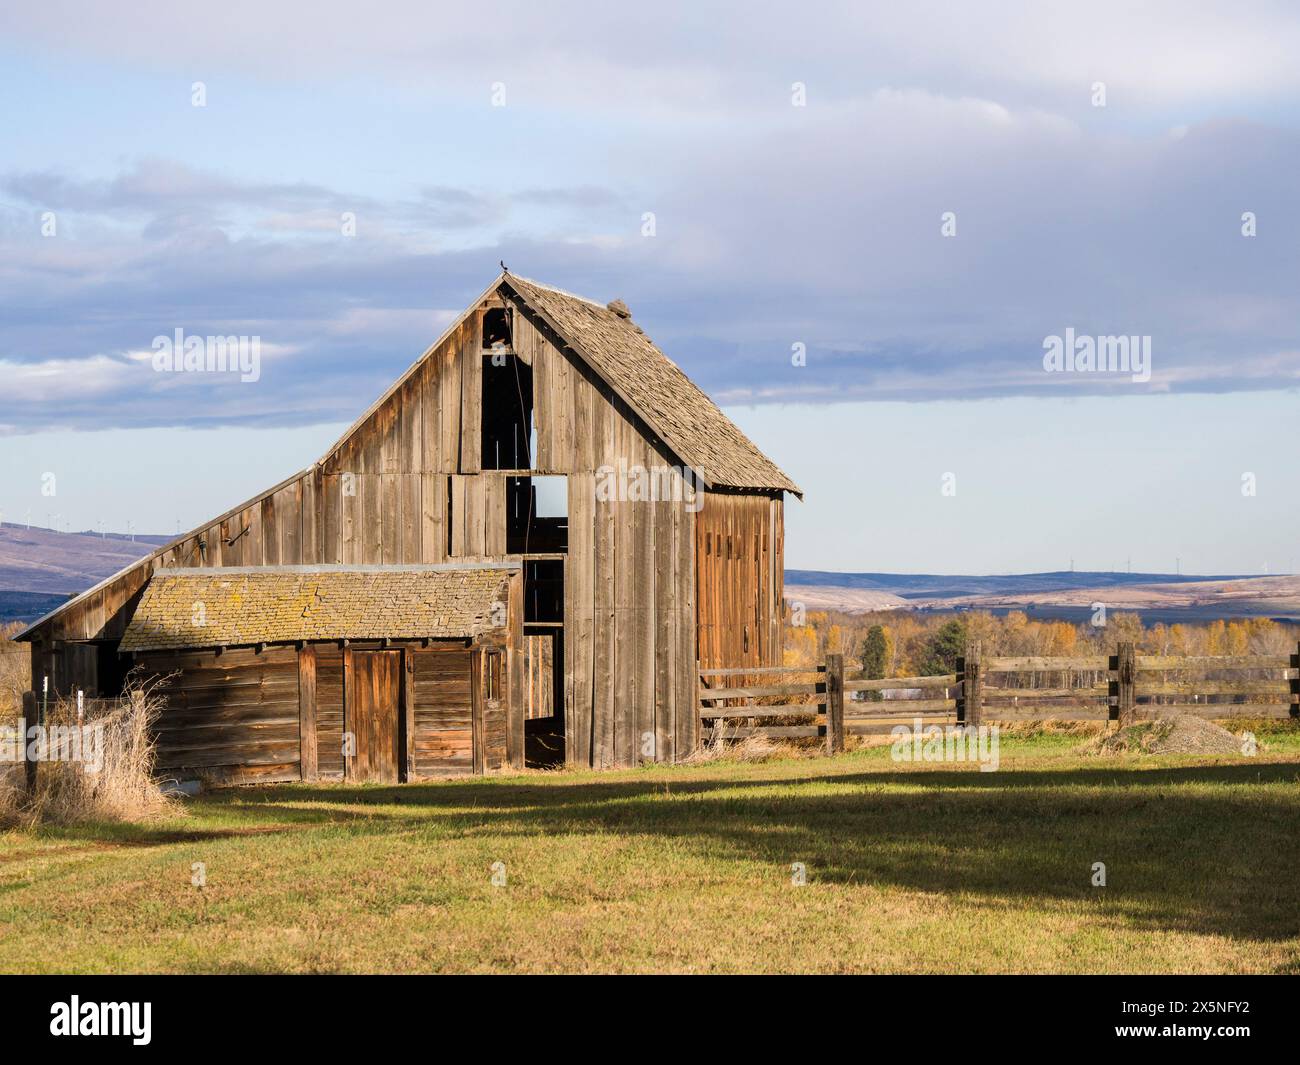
3, 730, 1299, 974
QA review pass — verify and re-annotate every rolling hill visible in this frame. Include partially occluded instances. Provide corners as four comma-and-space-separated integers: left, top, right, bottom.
784, 569, 1300, 621
2, 524, 1295, 625
0, 523, 168, 623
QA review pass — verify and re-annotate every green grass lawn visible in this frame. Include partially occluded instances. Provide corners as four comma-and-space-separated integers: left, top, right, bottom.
3, 730, 1299, 973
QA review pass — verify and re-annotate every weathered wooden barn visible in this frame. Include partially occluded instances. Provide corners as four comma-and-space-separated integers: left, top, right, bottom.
17, 273, 800, 783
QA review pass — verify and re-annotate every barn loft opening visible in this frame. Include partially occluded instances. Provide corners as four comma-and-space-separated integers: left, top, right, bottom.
523, 558, 564, 623
482, 306, 513, 350
506, 475, 568, 553
481, 351, 533, 470
480, 305, 531, 470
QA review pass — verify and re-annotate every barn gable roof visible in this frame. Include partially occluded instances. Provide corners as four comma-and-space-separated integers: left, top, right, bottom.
17, 271, 797, 642
119, 565, 512, 652
501, 275, 800, 495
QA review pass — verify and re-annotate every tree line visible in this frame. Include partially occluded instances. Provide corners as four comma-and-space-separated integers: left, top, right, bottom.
785, 608, 1300, 680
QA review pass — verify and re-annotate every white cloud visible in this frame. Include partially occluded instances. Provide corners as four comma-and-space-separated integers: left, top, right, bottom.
0, 355, 129, 402
3, 1, 1299, 116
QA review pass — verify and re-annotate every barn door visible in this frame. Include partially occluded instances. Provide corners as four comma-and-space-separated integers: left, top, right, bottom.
349, 651, 401, 783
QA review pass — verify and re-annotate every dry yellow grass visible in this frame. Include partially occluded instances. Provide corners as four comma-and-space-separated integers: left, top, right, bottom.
2, 677, 176, 828
0, 632, 27, 720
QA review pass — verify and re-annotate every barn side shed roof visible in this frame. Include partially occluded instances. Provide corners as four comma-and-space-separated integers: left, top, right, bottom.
120, 565, 512, 652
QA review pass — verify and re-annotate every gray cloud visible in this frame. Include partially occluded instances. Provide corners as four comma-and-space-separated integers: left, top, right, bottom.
3, 99, 1300, 436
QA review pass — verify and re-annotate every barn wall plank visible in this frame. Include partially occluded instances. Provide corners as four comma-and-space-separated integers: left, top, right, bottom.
298, 644, 317, 781
460, 314, 483, 474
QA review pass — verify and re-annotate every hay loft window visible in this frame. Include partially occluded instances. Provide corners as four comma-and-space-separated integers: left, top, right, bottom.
481, 307, 533, 470
507, 474, 568, 553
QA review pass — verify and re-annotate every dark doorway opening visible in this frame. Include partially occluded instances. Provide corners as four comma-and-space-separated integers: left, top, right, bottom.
523, 559, 565, 767
481, 354, 532, 470
97, 642, 131, 698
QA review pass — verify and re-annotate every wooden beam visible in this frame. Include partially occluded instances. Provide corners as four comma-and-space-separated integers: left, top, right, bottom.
402, 648, 416, 781
296, 644, 318, 781
699, 682, 826, 700
845, 698, 957, 715
341, 646, 353, 780
984, 655, 1108, 671
701, 705, 825, 719
845, 674, 957, 692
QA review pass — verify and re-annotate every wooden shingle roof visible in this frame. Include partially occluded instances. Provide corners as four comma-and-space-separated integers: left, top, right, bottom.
503, 275, 801, 495
120, 565, 511, 652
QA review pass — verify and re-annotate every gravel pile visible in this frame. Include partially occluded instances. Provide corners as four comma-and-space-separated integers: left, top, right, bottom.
1087, 714, 1246, 756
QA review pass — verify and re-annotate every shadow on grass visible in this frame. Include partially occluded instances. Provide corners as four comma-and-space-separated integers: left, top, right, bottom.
31, 757, 1299, 947
8, 805, 389, 852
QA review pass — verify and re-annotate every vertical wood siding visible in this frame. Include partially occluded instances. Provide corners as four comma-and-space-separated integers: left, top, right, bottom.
694, 492, 784, 673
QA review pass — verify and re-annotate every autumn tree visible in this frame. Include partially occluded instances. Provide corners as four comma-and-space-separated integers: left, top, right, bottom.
919, 618, 967, 675
860, 624, 890, 701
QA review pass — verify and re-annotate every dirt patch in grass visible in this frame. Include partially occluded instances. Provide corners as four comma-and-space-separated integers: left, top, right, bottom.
1084, 714, 1244, 756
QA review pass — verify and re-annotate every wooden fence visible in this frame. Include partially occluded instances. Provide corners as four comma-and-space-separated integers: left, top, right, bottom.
699, 642, 1300, 753
9, 690, 125, 794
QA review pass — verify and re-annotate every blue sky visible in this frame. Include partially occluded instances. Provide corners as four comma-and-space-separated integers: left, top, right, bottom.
1, 1, 1297, 573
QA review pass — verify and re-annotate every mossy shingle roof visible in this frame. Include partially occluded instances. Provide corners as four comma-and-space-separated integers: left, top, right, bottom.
120, 566, 511, 651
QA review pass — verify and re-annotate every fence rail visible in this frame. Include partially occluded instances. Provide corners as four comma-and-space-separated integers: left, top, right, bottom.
699, 641, 1300, 753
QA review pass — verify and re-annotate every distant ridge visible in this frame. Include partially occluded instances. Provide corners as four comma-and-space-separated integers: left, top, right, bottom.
785, 569, 1259, 599
784, 569, 1300, 622
0, 523, 168, 616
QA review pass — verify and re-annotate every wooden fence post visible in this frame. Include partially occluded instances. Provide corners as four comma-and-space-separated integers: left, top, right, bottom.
20, 690, 37, 796
1116, 642, 1136, 726
694, 660, 704, 757
962, 642, 982, 728
955, 652, 966, 725
825, 654, 845, 755
1291, 643, 1299, 720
